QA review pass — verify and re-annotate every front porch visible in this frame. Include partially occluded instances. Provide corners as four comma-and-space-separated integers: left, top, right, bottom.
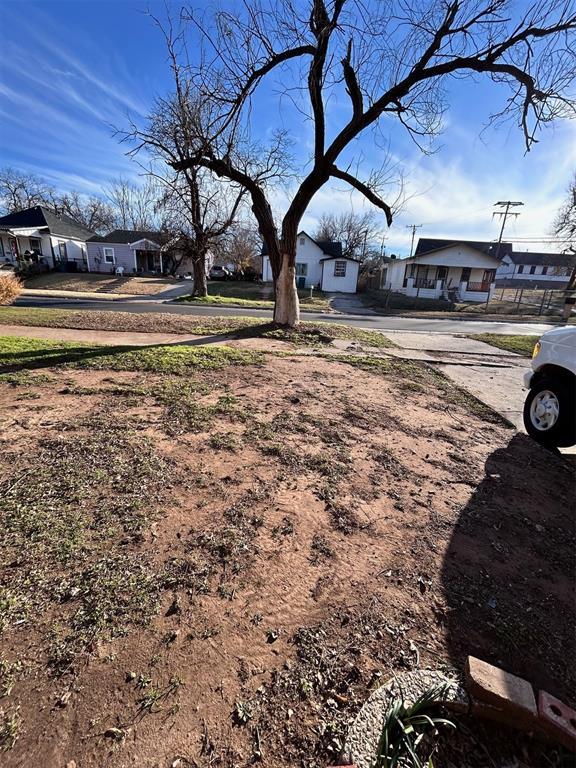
130, 239, 164, 275
399, 264, 496, 302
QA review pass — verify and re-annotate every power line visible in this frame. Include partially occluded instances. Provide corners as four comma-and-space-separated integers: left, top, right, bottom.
492, 201, 523, 258
406, 223, 422, 257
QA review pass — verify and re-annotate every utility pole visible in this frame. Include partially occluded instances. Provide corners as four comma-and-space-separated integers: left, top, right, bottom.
379, 234, 387, 259
406, 224, 422, 257
492, 201, 523, 259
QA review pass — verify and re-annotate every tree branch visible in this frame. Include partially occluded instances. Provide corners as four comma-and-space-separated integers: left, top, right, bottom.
329, 165, 392, 226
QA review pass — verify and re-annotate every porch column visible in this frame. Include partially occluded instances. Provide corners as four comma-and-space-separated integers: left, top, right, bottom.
159, 251, 163, 274
133, 249, 138, 273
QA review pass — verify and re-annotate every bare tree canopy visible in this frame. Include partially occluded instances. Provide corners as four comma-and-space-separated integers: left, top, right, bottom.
0, 168, 55, 214
105, 176, 161, 231
315, 211, 381, 259
57, 191, 116, 234
553, 171, 576, 253
217, 223, 262, 272
133, 0, 576, 325
0, 167, 129, 235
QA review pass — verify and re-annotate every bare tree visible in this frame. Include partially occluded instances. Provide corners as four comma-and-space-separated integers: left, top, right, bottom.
553, 171, 576, 289
218, 223, 262, 273
105, 176, 161, 231
0, 168, 55, 214
57, 191, 116, 234
553, 172, 576, 252
136, 0, 575, 326
314, 211, 380, 260
127, 18, 287, 296
157, 167, 247, 294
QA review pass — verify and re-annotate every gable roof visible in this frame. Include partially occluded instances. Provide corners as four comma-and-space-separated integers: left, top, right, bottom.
88, 229, 170, 246
319, 254, 359, 263
0, 205, 95, 240
261, 230, 343, 258
509, 250, 576, 267
414, 238, 512, 261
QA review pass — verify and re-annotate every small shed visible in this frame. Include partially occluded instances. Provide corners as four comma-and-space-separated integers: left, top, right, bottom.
320, 255, 360, 293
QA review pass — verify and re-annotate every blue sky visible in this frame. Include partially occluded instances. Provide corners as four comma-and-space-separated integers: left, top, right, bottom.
1, 0, 574, 255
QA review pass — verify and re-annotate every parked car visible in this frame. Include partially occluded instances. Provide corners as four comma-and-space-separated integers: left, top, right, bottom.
523, 327, 576, 448
209, 266, 231, 280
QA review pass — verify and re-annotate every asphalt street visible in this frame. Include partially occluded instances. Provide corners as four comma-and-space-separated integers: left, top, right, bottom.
14, 296, 560, 336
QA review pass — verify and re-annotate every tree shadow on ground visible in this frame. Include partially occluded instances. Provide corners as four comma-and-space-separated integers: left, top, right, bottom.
441, 433, 575, 705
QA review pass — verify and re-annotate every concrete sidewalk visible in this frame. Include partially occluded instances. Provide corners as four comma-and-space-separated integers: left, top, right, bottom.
380, 330, 530, 429
20, 282, 193, 302
0, 324, 208, 347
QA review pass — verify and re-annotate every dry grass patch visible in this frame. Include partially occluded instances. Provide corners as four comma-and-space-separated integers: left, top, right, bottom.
0, 348, 573, 768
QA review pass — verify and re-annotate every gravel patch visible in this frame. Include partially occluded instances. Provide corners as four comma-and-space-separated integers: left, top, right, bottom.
344, 669, 469, 768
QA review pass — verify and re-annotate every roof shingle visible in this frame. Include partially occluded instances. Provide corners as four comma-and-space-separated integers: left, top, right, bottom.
88, 230, 171, 245
0, 206, 95, 240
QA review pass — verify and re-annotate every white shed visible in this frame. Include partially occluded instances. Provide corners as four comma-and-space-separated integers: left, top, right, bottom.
319, 255, 360, 293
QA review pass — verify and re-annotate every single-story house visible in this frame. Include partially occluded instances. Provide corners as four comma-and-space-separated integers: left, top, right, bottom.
496, 250, 575, 287
384, 239, 509, 302
0, 205, 95, 271
87, 230, 173, 275
261, 231, 359, 293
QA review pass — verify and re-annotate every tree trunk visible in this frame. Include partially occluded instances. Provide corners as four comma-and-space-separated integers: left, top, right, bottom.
193, 256, 208, 297
273, 257, 300, 326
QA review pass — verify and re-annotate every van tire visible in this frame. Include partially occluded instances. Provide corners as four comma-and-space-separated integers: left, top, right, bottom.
523, 376, 576, 448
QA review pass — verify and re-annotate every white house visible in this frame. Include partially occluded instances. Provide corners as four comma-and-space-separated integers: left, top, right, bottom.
261, 231, 359, 293
0, 205, 94, 271
496, 251, 575, 287
384, 239, 508, 302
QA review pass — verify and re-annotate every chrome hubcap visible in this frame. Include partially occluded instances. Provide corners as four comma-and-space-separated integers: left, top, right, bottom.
530, 390, 560, 431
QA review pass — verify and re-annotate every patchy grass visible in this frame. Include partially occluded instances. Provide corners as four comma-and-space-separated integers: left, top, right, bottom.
0, 342, 573, 767
0, 335, 264, 375
177, 281, 331, 311
179, 294, 275, 309
0, 707, 21, 751
331, 353, 511, 425
0, 416, 172, 673
468, 333, 539, 357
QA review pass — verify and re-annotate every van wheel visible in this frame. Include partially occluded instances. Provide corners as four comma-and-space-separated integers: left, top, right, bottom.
523, 376, 576, 448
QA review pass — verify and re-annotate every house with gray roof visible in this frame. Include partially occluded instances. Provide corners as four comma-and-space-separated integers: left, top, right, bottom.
87, 230, 175, 274
261, 230, 359, 293
0, 205, 95, 270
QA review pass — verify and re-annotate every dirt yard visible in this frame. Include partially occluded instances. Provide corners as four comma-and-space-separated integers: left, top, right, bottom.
0, 339, 574, 767
24, 273, 178, 295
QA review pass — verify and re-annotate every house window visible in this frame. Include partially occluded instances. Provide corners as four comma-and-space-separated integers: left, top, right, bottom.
529, 265, 536, 275
295, 263, 307, 276
299, 237, 305, 246
103, 247, 115, 264
29, 237, 42, 254
461, 267, 471, 281
334, 260, 347, 277
58, 241, 68, 260
437, 266, 448, 280
517, 265, 524, 274
541, 266, 548, 275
